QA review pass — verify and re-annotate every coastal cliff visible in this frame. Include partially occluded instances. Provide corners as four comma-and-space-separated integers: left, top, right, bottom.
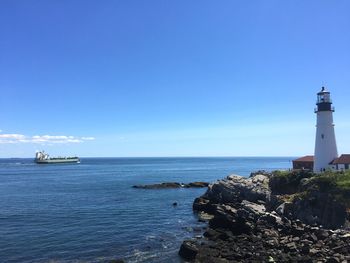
179, 170, 350, 262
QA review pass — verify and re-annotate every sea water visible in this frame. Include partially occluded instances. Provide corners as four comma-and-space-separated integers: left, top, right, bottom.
0, 157, 293, 262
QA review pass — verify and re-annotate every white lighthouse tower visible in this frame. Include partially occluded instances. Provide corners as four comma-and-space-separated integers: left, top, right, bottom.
314, 87, 338, 172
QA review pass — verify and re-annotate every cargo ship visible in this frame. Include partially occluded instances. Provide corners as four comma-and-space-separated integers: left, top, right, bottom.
35, 151, 80, 164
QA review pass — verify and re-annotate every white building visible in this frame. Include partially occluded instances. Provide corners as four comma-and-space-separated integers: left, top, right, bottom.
313, 87, 338, 172
293, 87, 350, 172
330, 154, 350, 171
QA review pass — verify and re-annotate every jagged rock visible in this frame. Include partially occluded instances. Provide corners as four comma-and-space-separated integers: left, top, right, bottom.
276, 202, 288, 215
285, 241, 297, 252
290, 191, 347, 229
315, 228, 329, 240
203, 228, 219, 238
309, 248, 320, 255
260, 212, 283, 227
178, 240, 199, 260
193, 197, 211, 212
341, 233, 350, 239
203, 174, 271, 204
179, 172, 350, 262
241, 200, 266, 216
291, 226, 304, 236
328, 257, 341, 263
250, 170, 272, 178
300, 243, 310, 254
197, 211, 214, 221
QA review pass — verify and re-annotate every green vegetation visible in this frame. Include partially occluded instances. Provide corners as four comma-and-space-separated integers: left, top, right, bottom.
269, 169, 314, 195
314, 170, 350, 190
270, 169, 350, 207
272, 170, 291, 177
308, 170, 350, 207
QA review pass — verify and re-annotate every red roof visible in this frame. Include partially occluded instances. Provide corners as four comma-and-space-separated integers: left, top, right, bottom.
331, 154, 350, 164
293, 155, 314, 162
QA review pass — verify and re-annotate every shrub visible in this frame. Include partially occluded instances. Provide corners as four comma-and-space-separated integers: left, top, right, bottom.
269, 170, 314, 194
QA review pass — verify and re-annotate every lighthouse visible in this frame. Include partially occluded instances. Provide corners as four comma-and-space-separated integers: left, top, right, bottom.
313, 87, 338, 172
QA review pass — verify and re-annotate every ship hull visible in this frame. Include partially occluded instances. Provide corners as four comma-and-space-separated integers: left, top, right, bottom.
35, 158, 80, 164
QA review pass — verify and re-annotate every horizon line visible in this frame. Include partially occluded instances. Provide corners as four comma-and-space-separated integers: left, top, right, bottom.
1, 155, 298, 159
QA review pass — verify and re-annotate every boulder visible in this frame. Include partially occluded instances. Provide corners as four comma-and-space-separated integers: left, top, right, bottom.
178, 240, 199, 260
202, 174, 271, 204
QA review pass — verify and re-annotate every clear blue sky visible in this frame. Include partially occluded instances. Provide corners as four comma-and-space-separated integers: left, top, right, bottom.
1, 0, 350, 157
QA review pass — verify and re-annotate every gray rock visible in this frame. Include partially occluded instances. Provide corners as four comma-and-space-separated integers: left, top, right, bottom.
289, 191, 347, 229
133, 181, 208, 189
276, 202, 286, 215
204, 174, 271, 204
241, 200, 266, 216
178, 240, 199, 260
181, 172, 350, 262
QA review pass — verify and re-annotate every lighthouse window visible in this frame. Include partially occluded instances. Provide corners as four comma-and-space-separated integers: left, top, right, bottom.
321, 134, 324, 139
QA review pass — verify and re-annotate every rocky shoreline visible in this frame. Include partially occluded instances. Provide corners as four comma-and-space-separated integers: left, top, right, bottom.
179, 172, 350, 262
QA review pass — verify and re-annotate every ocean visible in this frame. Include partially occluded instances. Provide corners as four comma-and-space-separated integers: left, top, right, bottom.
0, 157, 293, 262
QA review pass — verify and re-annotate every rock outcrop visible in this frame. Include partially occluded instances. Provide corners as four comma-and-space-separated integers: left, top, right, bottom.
287, 191, 348, 229
205, 174, 270, 203
179, 172, 350, 262
132, 181, 208, 189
